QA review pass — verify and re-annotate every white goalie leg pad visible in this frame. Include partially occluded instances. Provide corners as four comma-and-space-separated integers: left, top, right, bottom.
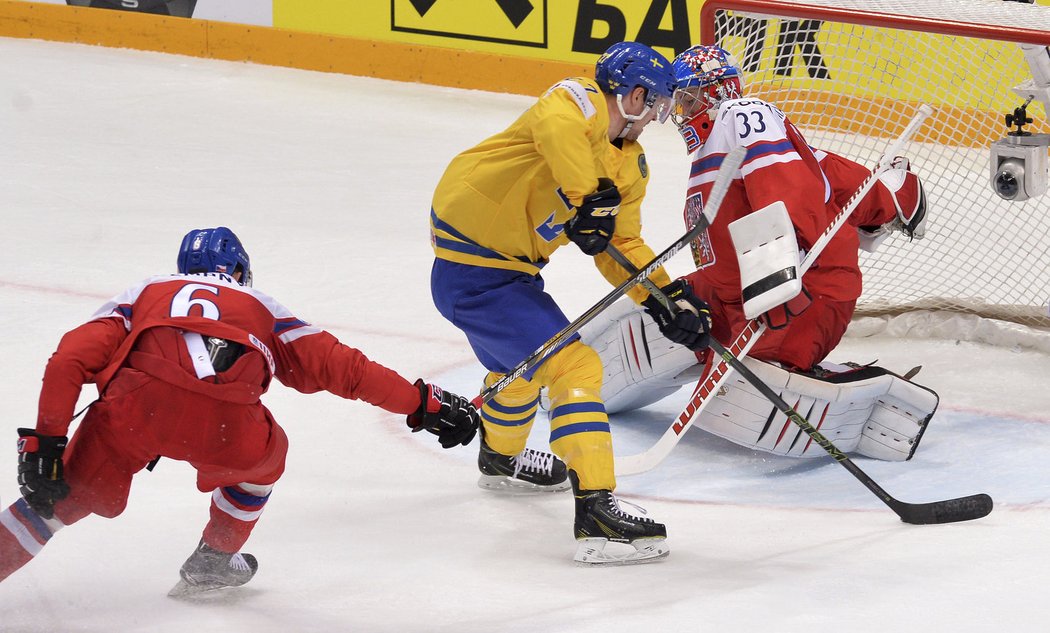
728, 201, 803, 319
853, 366, 938, 461
576, 298, 701, 414
695, 358, 938, 461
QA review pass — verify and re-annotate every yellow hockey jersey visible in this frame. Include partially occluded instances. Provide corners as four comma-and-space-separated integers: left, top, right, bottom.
430, 76, 670, 303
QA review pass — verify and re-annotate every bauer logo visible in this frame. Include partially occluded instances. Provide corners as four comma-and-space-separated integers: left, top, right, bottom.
392, 0, 547, 48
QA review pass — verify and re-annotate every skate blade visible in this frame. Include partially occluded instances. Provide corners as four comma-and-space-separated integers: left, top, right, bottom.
167, 578, 238, 599
477, 474, 571, 494
169, 579, 209, 598
573, 537, 669, 567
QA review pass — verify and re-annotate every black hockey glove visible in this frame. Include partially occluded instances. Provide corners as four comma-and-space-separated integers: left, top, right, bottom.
406, 380, 480, 449
17, 428, 70, 519
642, 279, 713, 352
564, 178, 621, 256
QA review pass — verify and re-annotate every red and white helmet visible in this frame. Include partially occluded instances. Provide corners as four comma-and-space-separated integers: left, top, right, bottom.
671, 45, 745, 152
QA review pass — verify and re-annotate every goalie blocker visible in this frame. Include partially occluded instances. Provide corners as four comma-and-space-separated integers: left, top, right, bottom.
576, 299, 937, 461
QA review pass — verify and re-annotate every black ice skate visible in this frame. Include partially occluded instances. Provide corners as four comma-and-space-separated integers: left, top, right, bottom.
477, 435, 570, 493
570, 471, 669, 566
168, 540, 258, 597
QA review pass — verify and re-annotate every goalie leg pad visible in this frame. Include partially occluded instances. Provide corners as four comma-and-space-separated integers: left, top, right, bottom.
577, 298, 701, 414
694, 358, 938, 461
853, 368, 938, 461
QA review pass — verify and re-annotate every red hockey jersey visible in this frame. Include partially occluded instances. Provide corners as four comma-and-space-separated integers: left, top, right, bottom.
37, 272, 420, 435
683, 97, 862, 306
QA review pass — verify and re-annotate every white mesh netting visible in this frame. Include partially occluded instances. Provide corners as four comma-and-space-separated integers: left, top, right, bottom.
705, 0, 1050, 349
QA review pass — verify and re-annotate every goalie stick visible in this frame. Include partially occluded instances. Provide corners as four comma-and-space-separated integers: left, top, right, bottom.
471, 146, 747, 408
616, 103, 935, 477
605, 241, 992, 525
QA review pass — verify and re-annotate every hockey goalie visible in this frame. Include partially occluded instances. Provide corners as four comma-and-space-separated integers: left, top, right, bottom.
577, 45, 936, 462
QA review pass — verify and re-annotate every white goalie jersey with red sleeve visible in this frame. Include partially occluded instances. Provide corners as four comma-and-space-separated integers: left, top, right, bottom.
683, 97, 863, 307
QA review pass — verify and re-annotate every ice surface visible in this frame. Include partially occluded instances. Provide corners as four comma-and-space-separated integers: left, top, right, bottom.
0, 37, 1047, 632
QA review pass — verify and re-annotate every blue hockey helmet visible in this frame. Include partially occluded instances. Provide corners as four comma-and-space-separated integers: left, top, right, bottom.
177, 227, 252, 286
595, 41, 676, 126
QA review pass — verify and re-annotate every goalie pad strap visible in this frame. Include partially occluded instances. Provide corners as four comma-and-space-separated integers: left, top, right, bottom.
741, 267, 799, 304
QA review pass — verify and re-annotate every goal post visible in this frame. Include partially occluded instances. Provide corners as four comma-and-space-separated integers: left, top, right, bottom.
698, 0, 1050, 342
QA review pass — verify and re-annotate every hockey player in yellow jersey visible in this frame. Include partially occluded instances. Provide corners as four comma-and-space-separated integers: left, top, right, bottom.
430, 42, 712, 565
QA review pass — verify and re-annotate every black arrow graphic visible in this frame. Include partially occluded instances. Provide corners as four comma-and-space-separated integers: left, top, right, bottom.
495, 0, 533, 28
408, 0, 439, 17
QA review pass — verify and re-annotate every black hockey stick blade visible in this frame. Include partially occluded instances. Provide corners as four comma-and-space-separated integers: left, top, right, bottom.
893, 493, 993, 525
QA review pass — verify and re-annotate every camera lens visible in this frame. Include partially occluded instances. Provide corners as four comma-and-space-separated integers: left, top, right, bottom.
994, 158, 1025, 200
996, 171, 1020, 199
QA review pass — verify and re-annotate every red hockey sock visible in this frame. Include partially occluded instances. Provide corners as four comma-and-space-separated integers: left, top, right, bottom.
0, 499, 59, 582
201, 484, 272, 553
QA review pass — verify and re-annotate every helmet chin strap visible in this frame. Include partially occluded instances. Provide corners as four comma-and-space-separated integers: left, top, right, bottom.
617, 119, 635, 139
614, 93, 652, 139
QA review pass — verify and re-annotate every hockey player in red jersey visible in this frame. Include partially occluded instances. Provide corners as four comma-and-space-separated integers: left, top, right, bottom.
0, 227, 480, 595
671, 45, 927, 370
579, 45, 936, 462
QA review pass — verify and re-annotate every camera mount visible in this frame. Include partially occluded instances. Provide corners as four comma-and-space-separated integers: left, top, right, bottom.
990, 98, 1050, 201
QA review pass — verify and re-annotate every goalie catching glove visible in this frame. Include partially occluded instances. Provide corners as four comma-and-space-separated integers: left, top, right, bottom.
641, 279, 712, 351
406, 380, 480, 449
17, 428, 70, 519
858, 156, 928, 253
565, 178, 621, 256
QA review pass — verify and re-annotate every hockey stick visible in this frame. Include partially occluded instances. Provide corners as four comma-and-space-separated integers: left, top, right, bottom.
615, 104, 935, 477
606, 242, 993, 525
708, 338, 993, 524
471, 146, 747, 408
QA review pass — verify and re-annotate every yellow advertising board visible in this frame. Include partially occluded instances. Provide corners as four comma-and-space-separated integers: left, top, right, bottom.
273, 0, 703, 64
273, 0, 1050, 106
2, 0, 1049, 117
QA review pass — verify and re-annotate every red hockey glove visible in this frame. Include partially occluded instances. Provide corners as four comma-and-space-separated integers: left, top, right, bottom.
17, 428, 70, 519
761, 286, 813, 330
406, 381, 480, 449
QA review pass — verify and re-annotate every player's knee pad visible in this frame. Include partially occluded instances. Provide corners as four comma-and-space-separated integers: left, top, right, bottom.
480, 372, 540, 454
577, 298, 701, 414
533, 340, 604, 400
695, 358, 937, 461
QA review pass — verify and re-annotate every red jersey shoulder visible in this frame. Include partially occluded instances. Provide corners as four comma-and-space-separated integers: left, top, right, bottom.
93, 274, 303, 342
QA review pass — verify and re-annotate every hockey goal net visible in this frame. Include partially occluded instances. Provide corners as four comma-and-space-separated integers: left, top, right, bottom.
700, 0, 1050, 348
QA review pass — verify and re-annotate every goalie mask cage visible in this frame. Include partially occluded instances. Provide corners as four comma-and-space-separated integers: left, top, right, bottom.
700, 0, 1050, 345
